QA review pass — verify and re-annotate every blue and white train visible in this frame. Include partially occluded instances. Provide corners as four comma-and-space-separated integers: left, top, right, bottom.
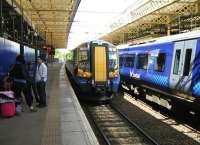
119, 30, 200, 114
66, 40, 120, 101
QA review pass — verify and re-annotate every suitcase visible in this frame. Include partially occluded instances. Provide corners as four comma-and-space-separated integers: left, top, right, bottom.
0, 102, 15, 117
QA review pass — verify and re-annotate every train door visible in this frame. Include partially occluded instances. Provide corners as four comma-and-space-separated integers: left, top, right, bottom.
94, 46, 107, 83
169, 40, 197, 92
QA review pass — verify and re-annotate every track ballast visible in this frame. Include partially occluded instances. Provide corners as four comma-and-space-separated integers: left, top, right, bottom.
86, 104, 159, 145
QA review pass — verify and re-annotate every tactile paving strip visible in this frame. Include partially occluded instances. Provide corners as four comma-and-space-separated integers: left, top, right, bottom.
41, 65, 62, 145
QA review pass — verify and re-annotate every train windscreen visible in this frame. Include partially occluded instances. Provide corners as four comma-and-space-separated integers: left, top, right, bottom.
78, 50, 90, 71
109, 47, 118, 71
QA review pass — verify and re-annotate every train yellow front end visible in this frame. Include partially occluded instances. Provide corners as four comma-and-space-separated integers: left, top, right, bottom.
65, 40, 120, 101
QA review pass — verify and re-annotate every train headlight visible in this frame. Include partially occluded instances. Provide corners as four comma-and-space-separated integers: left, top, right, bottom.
77, 68, 92, 78
83, 73, 87, 77
84, 71, 92, 78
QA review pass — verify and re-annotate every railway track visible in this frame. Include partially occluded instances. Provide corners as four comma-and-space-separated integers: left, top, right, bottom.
86, 104, 159, 145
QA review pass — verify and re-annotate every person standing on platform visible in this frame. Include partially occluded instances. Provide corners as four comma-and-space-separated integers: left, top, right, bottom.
10, 55, 37, 112
35, 56, 48, 107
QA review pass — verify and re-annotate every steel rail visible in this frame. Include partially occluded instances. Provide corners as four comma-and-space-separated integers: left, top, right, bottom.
86, 107, 112, 145
110, 104, 159, 145
86, 104, 160, 145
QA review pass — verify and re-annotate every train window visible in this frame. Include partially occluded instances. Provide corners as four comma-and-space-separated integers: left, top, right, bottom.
173, 49, 181, 75
183, 49, 192, 76
119, 56, 124, 67
109, 49, 118, 71
154, 53, 166, 72
124, 55, 135, 67
79, 50, 88, 61
137, 54, 148, 70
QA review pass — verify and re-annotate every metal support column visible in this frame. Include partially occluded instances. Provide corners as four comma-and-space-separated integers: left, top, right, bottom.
35, 36, 38, 62
190, 14, 193, 30
166, 16, 171, 36
0, 0, 3, 36
20, 0, 24, 56
196, 1, 200, 13
45, 31, 47, 45
178, 15, 181, 34
51, 32, 53, 47
11, 0, 15, 40
167, 24, 171, 36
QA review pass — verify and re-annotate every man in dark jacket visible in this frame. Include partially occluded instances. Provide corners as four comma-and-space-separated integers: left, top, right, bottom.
10, 55, 36, 112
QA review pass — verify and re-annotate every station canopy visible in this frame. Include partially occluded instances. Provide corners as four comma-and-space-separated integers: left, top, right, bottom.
102, 0, 200, 45
67, 0, 136, 50
10, 0, 80, 48
67, 0, 200, 49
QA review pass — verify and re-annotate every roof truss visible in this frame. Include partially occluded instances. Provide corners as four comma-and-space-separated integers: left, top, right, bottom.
10, 0, 80, 48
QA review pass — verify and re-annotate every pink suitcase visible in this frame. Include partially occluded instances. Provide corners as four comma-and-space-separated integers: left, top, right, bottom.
0, 102, 15, 117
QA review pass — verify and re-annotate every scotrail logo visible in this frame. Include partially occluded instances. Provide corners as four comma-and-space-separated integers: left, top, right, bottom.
130, 71, 140, 79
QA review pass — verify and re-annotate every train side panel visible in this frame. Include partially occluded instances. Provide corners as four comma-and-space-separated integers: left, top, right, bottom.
120, 42, 174, 89
24, 46, 35, 63
145, 42, 174, 88
192, 38, 200, 97
0, 37, 20, 80
119, 38, 200, 113
118, 48, 130, 77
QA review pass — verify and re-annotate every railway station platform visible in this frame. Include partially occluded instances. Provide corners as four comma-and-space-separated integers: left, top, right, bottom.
0, 64, 99, 145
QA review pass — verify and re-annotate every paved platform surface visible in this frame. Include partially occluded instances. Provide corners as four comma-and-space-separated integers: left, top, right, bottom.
0, 64, 99, 145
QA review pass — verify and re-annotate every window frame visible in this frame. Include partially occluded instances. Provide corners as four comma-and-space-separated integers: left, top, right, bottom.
173, 49, 181, 75
154, 53, 166, 72
78, 50, 89, 62
108, 49, 118, 71
136, 53, 149, 70
119, 56, 124, 67
124, 54, 135, 68
183, 48, 192, 76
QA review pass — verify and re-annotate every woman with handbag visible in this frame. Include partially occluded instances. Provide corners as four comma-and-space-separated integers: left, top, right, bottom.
9, 55, 37, 112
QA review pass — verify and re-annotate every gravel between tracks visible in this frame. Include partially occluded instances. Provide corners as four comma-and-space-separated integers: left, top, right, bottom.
111, 92, 200, 145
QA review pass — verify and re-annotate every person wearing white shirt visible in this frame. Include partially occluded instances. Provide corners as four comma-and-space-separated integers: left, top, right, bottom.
35, 56, 47, 107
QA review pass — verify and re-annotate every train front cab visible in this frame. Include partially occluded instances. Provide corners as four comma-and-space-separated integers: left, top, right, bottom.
89, 42, 120, 101
71, 41, 120, 101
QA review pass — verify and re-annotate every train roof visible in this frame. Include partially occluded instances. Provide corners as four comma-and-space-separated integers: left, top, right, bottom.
72, 39, 115, 50
120, 30, 200, 50
156, 30, 200, 43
